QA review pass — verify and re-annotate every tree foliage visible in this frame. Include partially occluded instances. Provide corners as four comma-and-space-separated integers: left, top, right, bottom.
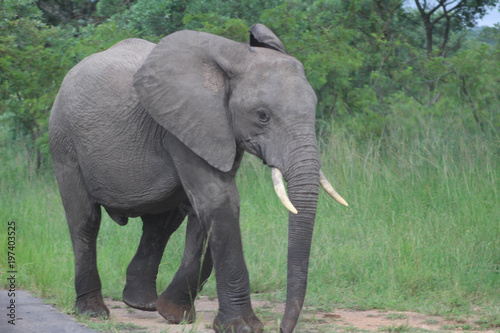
36, 0, 99, 26
0, 0, 137, 169
1, 0, 499, 169
1, 1, 74, 168
414, 0, 499, 56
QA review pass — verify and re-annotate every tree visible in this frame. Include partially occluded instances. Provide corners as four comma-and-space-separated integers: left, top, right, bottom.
414, 0, 499, 56
97, 0, 133, 18
110, 0, 187, 38
185, 0, 284, 24
36, 0, 99, 26
1, 1, 136, 169
1, 1, 76, 169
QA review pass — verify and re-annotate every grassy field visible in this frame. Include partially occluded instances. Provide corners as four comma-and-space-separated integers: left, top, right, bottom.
1, 119, 499, 330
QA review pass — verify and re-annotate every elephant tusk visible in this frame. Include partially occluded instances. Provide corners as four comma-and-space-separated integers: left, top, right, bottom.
319, 170, 349, 206
271, 168, 298, 215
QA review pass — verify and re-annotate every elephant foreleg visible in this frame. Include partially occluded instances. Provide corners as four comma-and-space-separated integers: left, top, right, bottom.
123, 208, 187, 311
156, 212, 213, 324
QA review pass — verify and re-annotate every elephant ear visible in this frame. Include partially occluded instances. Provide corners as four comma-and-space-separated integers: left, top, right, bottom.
133, 31, 238, 172
249, 24, 287, 54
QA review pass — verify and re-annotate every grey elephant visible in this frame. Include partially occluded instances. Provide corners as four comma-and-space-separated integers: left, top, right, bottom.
49, 24, 347, 333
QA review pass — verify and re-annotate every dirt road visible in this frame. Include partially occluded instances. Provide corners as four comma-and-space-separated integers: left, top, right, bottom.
102, 296, 494, 332
2, 291, 494, 332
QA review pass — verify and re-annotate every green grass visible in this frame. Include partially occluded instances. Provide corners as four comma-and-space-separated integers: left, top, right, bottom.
308, 121, 499, 315
1, 119, 499, 329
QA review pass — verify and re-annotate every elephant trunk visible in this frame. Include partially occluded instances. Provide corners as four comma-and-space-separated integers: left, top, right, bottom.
280, 148, 320, 333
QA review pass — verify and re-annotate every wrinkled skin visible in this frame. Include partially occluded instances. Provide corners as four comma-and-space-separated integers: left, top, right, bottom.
50, 24, 328, 333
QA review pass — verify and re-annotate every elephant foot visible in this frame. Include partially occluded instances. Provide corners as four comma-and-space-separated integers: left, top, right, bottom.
213, 312, 264, 333
122, 284, 157, 311
156, 296, 195, 324
75, 294, 110, 318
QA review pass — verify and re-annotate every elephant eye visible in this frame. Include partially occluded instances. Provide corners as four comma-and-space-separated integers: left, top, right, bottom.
257, 110, 270, 124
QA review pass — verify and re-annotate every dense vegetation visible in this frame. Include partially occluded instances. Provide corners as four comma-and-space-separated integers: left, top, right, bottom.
1, 0, 499, 331
1, 0, 499, 167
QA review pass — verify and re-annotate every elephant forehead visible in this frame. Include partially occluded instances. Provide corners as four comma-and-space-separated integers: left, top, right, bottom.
248, 54, 304, 76
250, 62, 311, 95
258, 74, 316, 102
231, 73, 316, 112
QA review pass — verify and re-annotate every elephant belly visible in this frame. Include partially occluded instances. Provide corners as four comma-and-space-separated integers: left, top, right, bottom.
69, 103, 185, 215
81, 152, 186, 217
102, 186, 188, 221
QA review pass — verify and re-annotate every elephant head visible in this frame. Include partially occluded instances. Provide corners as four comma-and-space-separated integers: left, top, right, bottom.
133, 24, 347, 333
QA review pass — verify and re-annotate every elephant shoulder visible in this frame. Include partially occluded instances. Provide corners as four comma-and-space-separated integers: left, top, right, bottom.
109, 38, 155, 49
53, 38, 156, 130
61, 39, 153, 85
78, 39, 155, 75
107, 38, 156, 58
59, 39, 156, 100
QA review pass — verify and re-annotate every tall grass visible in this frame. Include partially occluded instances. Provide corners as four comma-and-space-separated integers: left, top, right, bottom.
1, 118, 498, 321
309, 120, 499, 313
238, 118, 499, 316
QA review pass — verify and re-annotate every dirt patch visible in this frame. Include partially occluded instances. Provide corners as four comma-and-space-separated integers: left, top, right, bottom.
97, 296, 494, 332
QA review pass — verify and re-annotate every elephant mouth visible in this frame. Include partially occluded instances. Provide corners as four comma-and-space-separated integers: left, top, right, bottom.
271, 167, 348, 215
240, 138, 349, 212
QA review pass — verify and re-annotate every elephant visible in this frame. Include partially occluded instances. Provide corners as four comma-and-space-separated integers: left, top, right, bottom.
49, 24, 347, 333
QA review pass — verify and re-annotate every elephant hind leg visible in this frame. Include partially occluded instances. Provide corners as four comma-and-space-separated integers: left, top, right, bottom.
156, 212, 213, 324
55, 164, 108, 318
123, 207, 187, 311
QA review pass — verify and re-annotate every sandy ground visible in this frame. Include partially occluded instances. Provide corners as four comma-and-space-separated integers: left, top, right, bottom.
97, 296, 495, 333
2, 290, 494, 332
